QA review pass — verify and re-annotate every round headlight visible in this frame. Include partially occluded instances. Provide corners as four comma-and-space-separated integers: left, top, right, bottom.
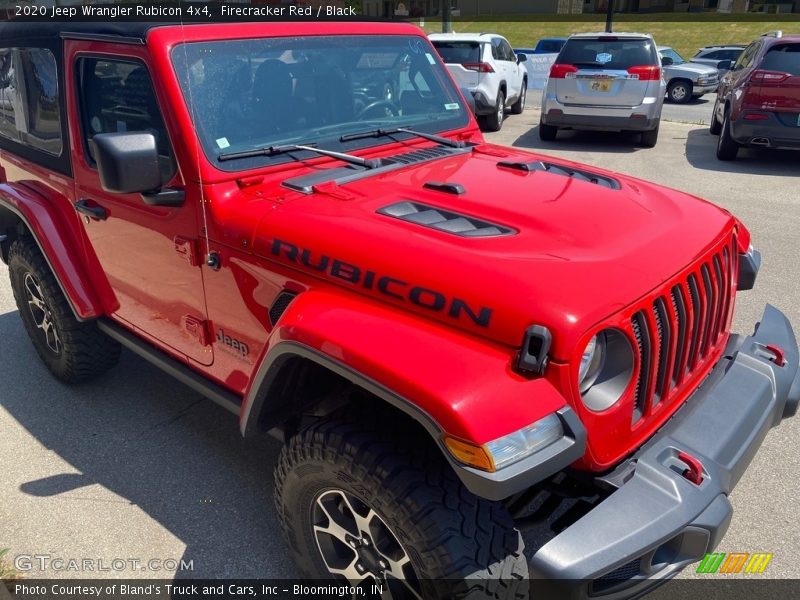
578, 329, 635, 412
578, 333, 606, 393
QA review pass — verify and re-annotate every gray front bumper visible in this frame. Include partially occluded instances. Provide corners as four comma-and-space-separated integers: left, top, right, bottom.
530, 304, 799, 599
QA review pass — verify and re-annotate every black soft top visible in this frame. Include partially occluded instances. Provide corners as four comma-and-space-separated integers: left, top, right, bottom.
0, 22, 187, 45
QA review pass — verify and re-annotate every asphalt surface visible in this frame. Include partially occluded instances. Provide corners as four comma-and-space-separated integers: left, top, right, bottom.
1, 103, 799, 585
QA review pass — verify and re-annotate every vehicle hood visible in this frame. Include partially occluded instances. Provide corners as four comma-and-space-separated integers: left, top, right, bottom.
668, 62, 719, 77
250, 145, 735, 356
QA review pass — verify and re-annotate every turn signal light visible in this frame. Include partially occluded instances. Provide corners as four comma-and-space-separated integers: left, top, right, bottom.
443, 436, 496, 472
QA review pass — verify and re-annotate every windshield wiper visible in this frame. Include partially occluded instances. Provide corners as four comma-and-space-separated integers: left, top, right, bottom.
340, 127, 467, 149
218, 144, 382, 169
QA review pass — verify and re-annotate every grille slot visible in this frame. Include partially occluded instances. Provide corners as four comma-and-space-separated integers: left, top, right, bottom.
652, 298, 671, 406
631, 312, 651, 422
627, 237, 736, 427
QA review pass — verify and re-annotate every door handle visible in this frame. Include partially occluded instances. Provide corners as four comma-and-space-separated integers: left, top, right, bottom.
74, 199, 108, 221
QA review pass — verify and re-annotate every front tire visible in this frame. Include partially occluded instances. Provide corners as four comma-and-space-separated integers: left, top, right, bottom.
482, 90, 505, 132
716, 109, 739, 161
667, 81, 691, 104
8, 237, 120, 383
275, 414, 528, 599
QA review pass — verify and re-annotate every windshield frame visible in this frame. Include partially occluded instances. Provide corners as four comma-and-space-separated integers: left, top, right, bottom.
170, 33, 472, 173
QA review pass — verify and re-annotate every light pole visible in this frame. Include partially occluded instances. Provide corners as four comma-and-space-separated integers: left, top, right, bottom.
442, 0, 451, 33
605, 0, 614, 33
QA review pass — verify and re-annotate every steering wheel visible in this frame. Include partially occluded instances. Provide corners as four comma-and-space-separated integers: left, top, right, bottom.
356, 99, 401, 119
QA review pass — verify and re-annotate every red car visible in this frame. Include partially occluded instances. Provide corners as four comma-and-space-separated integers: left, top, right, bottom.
1, 22, 798, 598
712, 31, 800, 160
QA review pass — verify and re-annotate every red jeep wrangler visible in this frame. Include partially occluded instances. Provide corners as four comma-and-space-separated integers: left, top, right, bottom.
1, 22, 798, 599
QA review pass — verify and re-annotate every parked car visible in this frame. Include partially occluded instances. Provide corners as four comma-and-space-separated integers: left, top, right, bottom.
2, 22, 799, 598
658, 46, 720, 103
429, 32, 527, 132
711, 31, 800, 160
691, 44, 745, 77
531, 37, 568, 54
540, 32, 665, 147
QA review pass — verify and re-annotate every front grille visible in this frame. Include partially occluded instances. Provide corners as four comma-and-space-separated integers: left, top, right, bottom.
630, 234, 737, 424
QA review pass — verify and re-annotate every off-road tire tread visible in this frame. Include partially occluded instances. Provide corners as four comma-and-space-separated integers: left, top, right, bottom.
8, 237, 120, 383
274, 410, 528, 599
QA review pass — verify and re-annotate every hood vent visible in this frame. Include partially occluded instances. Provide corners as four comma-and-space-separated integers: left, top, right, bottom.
498, 160, 621, 190
378, 201, 515, 238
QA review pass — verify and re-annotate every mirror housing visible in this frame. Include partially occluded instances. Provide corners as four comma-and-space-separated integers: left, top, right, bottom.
661, 56, 674, 66
460, 87, 477, 115
517, 53, 528, 63
90, 132, 161, 195
717, 59, 732, 71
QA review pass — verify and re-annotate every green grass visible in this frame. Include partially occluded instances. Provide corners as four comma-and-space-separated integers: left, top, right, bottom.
0, 548, 23, 581
421, 14, 800, 59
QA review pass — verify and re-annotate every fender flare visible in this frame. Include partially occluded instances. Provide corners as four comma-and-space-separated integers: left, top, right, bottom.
240, 289, 585, 500
0, 183, 103, 320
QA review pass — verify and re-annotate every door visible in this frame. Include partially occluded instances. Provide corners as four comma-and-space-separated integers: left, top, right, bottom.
498, 38, 522, 101
70, 54, 213, 366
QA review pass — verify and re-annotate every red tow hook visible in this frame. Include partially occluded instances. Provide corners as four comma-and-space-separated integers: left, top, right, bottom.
677, 451, 704, 485
764, 344, 787, 367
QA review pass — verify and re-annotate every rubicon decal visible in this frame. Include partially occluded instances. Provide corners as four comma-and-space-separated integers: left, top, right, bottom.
696, 552, 773, 574
270, 240, 493, 327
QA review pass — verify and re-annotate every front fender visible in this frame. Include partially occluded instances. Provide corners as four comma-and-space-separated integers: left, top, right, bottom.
241, 289, 586, 500
0, 183, 102, 320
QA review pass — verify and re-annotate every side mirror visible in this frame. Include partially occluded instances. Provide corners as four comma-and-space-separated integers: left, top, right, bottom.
460, 87, 477, 114
717, 59, 732, 71
91, 132, 161, 195
517, 53, 528, 63
661, 56, 674, 66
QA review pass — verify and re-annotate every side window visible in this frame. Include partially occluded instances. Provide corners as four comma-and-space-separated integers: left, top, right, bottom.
734, 42, 759, 71
77, 57, 174, 182
500, 40, 515, 62
705, 50, 723, 60
0, 47, 62, 155
491, 38, 501, 61
725, 50, 743, 61
0, 48, 17, 142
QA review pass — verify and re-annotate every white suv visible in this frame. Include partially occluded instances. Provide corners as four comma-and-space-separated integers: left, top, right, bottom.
429, 32, 528, 132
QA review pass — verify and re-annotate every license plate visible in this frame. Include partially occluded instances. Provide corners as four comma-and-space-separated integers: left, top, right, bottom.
590, 80, 612, 93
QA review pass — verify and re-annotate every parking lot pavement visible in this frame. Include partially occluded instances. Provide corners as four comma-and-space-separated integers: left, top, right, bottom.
1, 113, 799, 582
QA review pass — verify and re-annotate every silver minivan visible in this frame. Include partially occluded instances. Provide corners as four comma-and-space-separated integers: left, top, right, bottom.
540, 32, 666, 147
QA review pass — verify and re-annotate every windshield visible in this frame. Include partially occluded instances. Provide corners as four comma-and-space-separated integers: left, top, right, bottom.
171, 35, 470, 171
660, 48, 685, 65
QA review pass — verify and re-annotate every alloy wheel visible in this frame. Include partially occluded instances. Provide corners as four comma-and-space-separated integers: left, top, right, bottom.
312, 489, 422, 599
24, 272, 61, 354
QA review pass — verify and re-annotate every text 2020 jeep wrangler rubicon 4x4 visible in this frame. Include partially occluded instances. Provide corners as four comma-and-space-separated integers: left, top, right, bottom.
1, 22, 798, 599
